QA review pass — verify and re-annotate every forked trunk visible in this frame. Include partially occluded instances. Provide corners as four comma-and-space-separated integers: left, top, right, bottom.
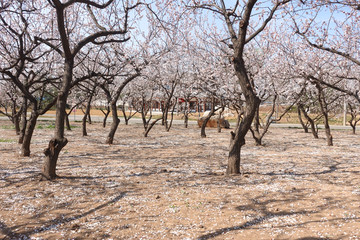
101, 105, 110, 128
144, 117, 162, 137
347, 105, 359, 134
299, 105, 318, 139
297, 105, 308, 133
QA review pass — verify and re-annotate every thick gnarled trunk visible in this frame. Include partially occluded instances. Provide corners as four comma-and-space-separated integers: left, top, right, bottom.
42, 137, 68, 179
42, 60, 72, 180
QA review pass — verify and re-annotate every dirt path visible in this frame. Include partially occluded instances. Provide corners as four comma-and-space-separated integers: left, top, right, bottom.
0, 120, 359, 239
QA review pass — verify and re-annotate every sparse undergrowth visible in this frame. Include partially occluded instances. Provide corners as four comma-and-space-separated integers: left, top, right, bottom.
0, 120, 359, 239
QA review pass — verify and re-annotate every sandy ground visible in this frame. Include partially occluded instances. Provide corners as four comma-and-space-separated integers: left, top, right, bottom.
0, 119, 359, 240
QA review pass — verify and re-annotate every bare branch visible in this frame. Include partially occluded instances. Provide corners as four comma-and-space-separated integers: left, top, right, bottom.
245, 0, 290, 44
73, 30, 128, 56
296, 30, 360, 66
63, 0, 114, 9
86, 4, 107, 31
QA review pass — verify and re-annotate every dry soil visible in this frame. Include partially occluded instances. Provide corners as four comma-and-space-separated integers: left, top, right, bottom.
0, 120, 359, 239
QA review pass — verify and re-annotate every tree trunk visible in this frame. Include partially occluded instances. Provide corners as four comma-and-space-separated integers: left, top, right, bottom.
163, 106, 169, 129
121, 102, 129, 125
350, 124, 356, 134
144, 117, 162, 137
227, 57, 261, 174
249, 106, 262, 145
42, 137, 68, 180
42, 60, 72, 180
106, 101, 120, 144
166, 101, 176, 132
21, 104, 39, 156
65, 113, 71, 131
316, 84, 333, 146
82, 95, 93, 137
183, 100, 189, 128
87, 111, 92, 124
200, 97, 216, 138
324, 117, 333, 146
299, 105, 319, 139
82, 115, 87, 136
184, 113, 189, 128
101, 105, 110, 128
18, 99, 28, 144
347, 104, 358, 134
12, 104, 21, 135
217, 105, 225, 133
297, 105, 308, 133
227, 131, 242, 174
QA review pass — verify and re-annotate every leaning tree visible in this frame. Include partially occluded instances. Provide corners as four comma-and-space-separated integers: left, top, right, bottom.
38, 0, 141, 180
188, 0, 291, 174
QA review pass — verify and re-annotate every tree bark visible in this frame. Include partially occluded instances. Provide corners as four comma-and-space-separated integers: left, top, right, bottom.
249, 106, 262, 145
299, 104, 319, 139
316, 83, 333, 146
12, 105, 21, 135
18, 99, 28, 144
144, 117, 162, 137
101, 105, 110, 128
42, 137, 68, 180
42, 59, 72, 180
347, 103, 359, 134
82, 91, 94, 136
106, 100, 120, 144
217, 104, 225, 133
297, 104, 308, 133
166, 101, 176, 132
21, 109, 39, 156
65, 113, 71, 131
200, 97, 216, 138
184, 113, 189, 128
227, 56, 261, 174
227, 131, 242, 174
183, 100, 189, 128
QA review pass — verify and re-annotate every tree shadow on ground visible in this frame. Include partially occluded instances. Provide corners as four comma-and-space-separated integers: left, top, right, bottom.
1, 192, 126, 240
196, 188, 357, 240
